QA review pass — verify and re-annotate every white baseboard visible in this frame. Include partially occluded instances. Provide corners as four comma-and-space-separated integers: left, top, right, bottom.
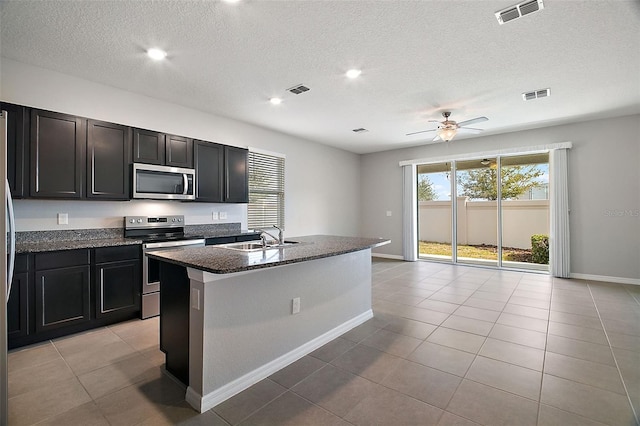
372, 253, 403, 260
570, 273, 640, 286
186, 309, 374, 413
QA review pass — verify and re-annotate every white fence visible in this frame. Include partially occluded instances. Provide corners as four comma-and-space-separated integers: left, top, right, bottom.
419, 197, 549, 249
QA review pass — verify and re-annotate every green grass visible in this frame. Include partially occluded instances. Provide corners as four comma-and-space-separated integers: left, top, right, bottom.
419, 241, 539, 263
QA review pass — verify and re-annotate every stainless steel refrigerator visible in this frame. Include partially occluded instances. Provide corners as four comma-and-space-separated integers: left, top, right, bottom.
1, 109, 17, 426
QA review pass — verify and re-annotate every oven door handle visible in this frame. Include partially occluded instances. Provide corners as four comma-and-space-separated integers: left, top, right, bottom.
183, 174, 188, 195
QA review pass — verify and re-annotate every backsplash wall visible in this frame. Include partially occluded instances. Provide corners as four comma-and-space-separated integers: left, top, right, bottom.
12, 199, 247, 231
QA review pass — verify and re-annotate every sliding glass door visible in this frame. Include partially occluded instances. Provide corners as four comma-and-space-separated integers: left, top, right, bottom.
417, 152, 551, 272
455, 158, 498, 267
500, 153, 549, 271
417, 163, 453, 261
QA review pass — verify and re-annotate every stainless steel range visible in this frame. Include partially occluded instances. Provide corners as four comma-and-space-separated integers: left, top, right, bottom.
125, 215, 205, 319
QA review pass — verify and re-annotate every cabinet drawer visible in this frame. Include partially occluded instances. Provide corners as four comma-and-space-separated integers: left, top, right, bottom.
95, 245, 141, 263
14, 253, 29, 273
35, 249, 89, 270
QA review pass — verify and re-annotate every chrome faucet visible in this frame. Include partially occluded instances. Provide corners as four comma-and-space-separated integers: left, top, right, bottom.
257, 225, 284, 247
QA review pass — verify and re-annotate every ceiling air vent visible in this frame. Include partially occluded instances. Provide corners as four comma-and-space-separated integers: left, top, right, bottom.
352, 128, 368, 133
496, 0, 544, 24
287, 84, 310, 95
522, 88, 550, 101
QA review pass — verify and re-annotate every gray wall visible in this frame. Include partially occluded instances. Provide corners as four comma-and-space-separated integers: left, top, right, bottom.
1, 59, 361, 237
361, 115, 640, 282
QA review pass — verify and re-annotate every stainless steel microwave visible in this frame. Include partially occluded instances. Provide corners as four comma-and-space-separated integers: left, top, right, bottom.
132, 163, 196, 200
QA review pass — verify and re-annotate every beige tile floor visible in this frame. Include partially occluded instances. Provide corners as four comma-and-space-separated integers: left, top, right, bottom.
8, 259, 640, 425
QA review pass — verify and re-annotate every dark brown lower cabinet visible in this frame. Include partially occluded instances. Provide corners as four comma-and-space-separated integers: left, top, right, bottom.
9, 246, 142, 349
94, 246, 141, 319
35, 264, 91, 333
7, 254, 29, 339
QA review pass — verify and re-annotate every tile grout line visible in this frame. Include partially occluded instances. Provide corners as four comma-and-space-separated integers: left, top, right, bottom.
535, 275, 555, 426
586, 282, 640, 426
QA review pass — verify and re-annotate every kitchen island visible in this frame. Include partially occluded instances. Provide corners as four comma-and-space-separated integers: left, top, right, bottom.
147, 235, 389, 413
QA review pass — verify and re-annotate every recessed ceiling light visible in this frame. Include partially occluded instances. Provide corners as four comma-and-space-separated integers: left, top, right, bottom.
269, 97, 282, 105
346, 69, 362, 79
147, 48, 167, 60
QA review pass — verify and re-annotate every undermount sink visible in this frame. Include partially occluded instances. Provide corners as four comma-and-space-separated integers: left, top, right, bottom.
218, 240, 301, 252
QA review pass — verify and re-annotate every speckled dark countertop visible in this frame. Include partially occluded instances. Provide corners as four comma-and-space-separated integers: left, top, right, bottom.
14, 223, 259, 253
146, 235, 391, 274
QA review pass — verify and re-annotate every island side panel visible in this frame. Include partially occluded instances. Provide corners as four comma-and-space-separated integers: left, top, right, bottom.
158, 261, 191, 385
188, 249, 372, 411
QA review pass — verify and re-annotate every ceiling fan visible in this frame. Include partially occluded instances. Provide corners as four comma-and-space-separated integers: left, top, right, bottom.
406, 111, 488, 142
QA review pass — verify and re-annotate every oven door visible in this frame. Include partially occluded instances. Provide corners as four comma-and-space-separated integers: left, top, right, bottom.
142, 239, 205, 318
133, 163, 195, 200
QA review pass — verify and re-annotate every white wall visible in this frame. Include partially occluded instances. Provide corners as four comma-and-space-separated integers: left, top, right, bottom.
361, 115, 640, 282
1, 59, 361, 237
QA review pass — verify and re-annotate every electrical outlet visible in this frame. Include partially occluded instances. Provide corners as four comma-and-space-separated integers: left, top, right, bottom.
191, 288, 200, 310
57, 213, 68, 225
386, 211, 392, 217
219, 211, 227, 220
212, 211, 219, 220
292, 297, 301, 314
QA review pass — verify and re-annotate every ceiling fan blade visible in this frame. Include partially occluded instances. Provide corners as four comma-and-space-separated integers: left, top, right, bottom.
457, 127, 484, 134
406, 129, 436, 136
456, 116, 488, 127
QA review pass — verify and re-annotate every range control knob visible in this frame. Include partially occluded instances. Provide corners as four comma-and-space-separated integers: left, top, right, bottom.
137, 219, 143, 223
177, 218, 182, 222
129, 219, 135, 223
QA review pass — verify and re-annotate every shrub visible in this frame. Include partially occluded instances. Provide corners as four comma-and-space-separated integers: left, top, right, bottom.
531, 234, 549, 264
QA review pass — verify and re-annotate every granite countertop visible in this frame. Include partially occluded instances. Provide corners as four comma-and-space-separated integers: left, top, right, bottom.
15, 237, 143, 254
14, 223, 258, 254
146, 235, 391, 274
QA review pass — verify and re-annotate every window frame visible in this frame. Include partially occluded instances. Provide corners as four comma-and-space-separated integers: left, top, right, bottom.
247, 148, 285, 230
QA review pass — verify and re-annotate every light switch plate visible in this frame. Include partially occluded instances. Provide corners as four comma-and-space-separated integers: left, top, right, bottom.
386, 211, 392, 217
212, 211, 219, 220
219, 212, 228, 220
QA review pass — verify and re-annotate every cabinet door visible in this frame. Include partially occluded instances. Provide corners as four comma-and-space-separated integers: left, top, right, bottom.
133, 128, 165, 165
224, 146, 249, 203
87, 120, 132, 200
166, 135, 193, 168
194, 140, 224, 202
7, 272, 29, 339
1, 102, 27, 198
35, 265, 91, 333
30, 109, 85, 198
95, 260, 141, 319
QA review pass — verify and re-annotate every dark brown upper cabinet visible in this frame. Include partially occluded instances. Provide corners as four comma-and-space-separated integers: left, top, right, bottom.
193, 140, 224, 202
224, 146, 249, 203
87, 120, 132, 200
166, 134, 193, 168
133, 129, 193, 169
30, 109, 85, 199
1, 102, 28, 198
133, 128, 165, 165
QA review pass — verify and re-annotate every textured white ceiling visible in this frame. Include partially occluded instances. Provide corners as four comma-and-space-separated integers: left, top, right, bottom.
1, 0, 639, 154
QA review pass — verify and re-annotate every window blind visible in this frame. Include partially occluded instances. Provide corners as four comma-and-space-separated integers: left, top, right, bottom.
248, 150, 285, 229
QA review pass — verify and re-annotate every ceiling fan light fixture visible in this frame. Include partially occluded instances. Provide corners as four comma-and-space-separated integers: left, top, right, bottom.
437, 126, 457, 142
